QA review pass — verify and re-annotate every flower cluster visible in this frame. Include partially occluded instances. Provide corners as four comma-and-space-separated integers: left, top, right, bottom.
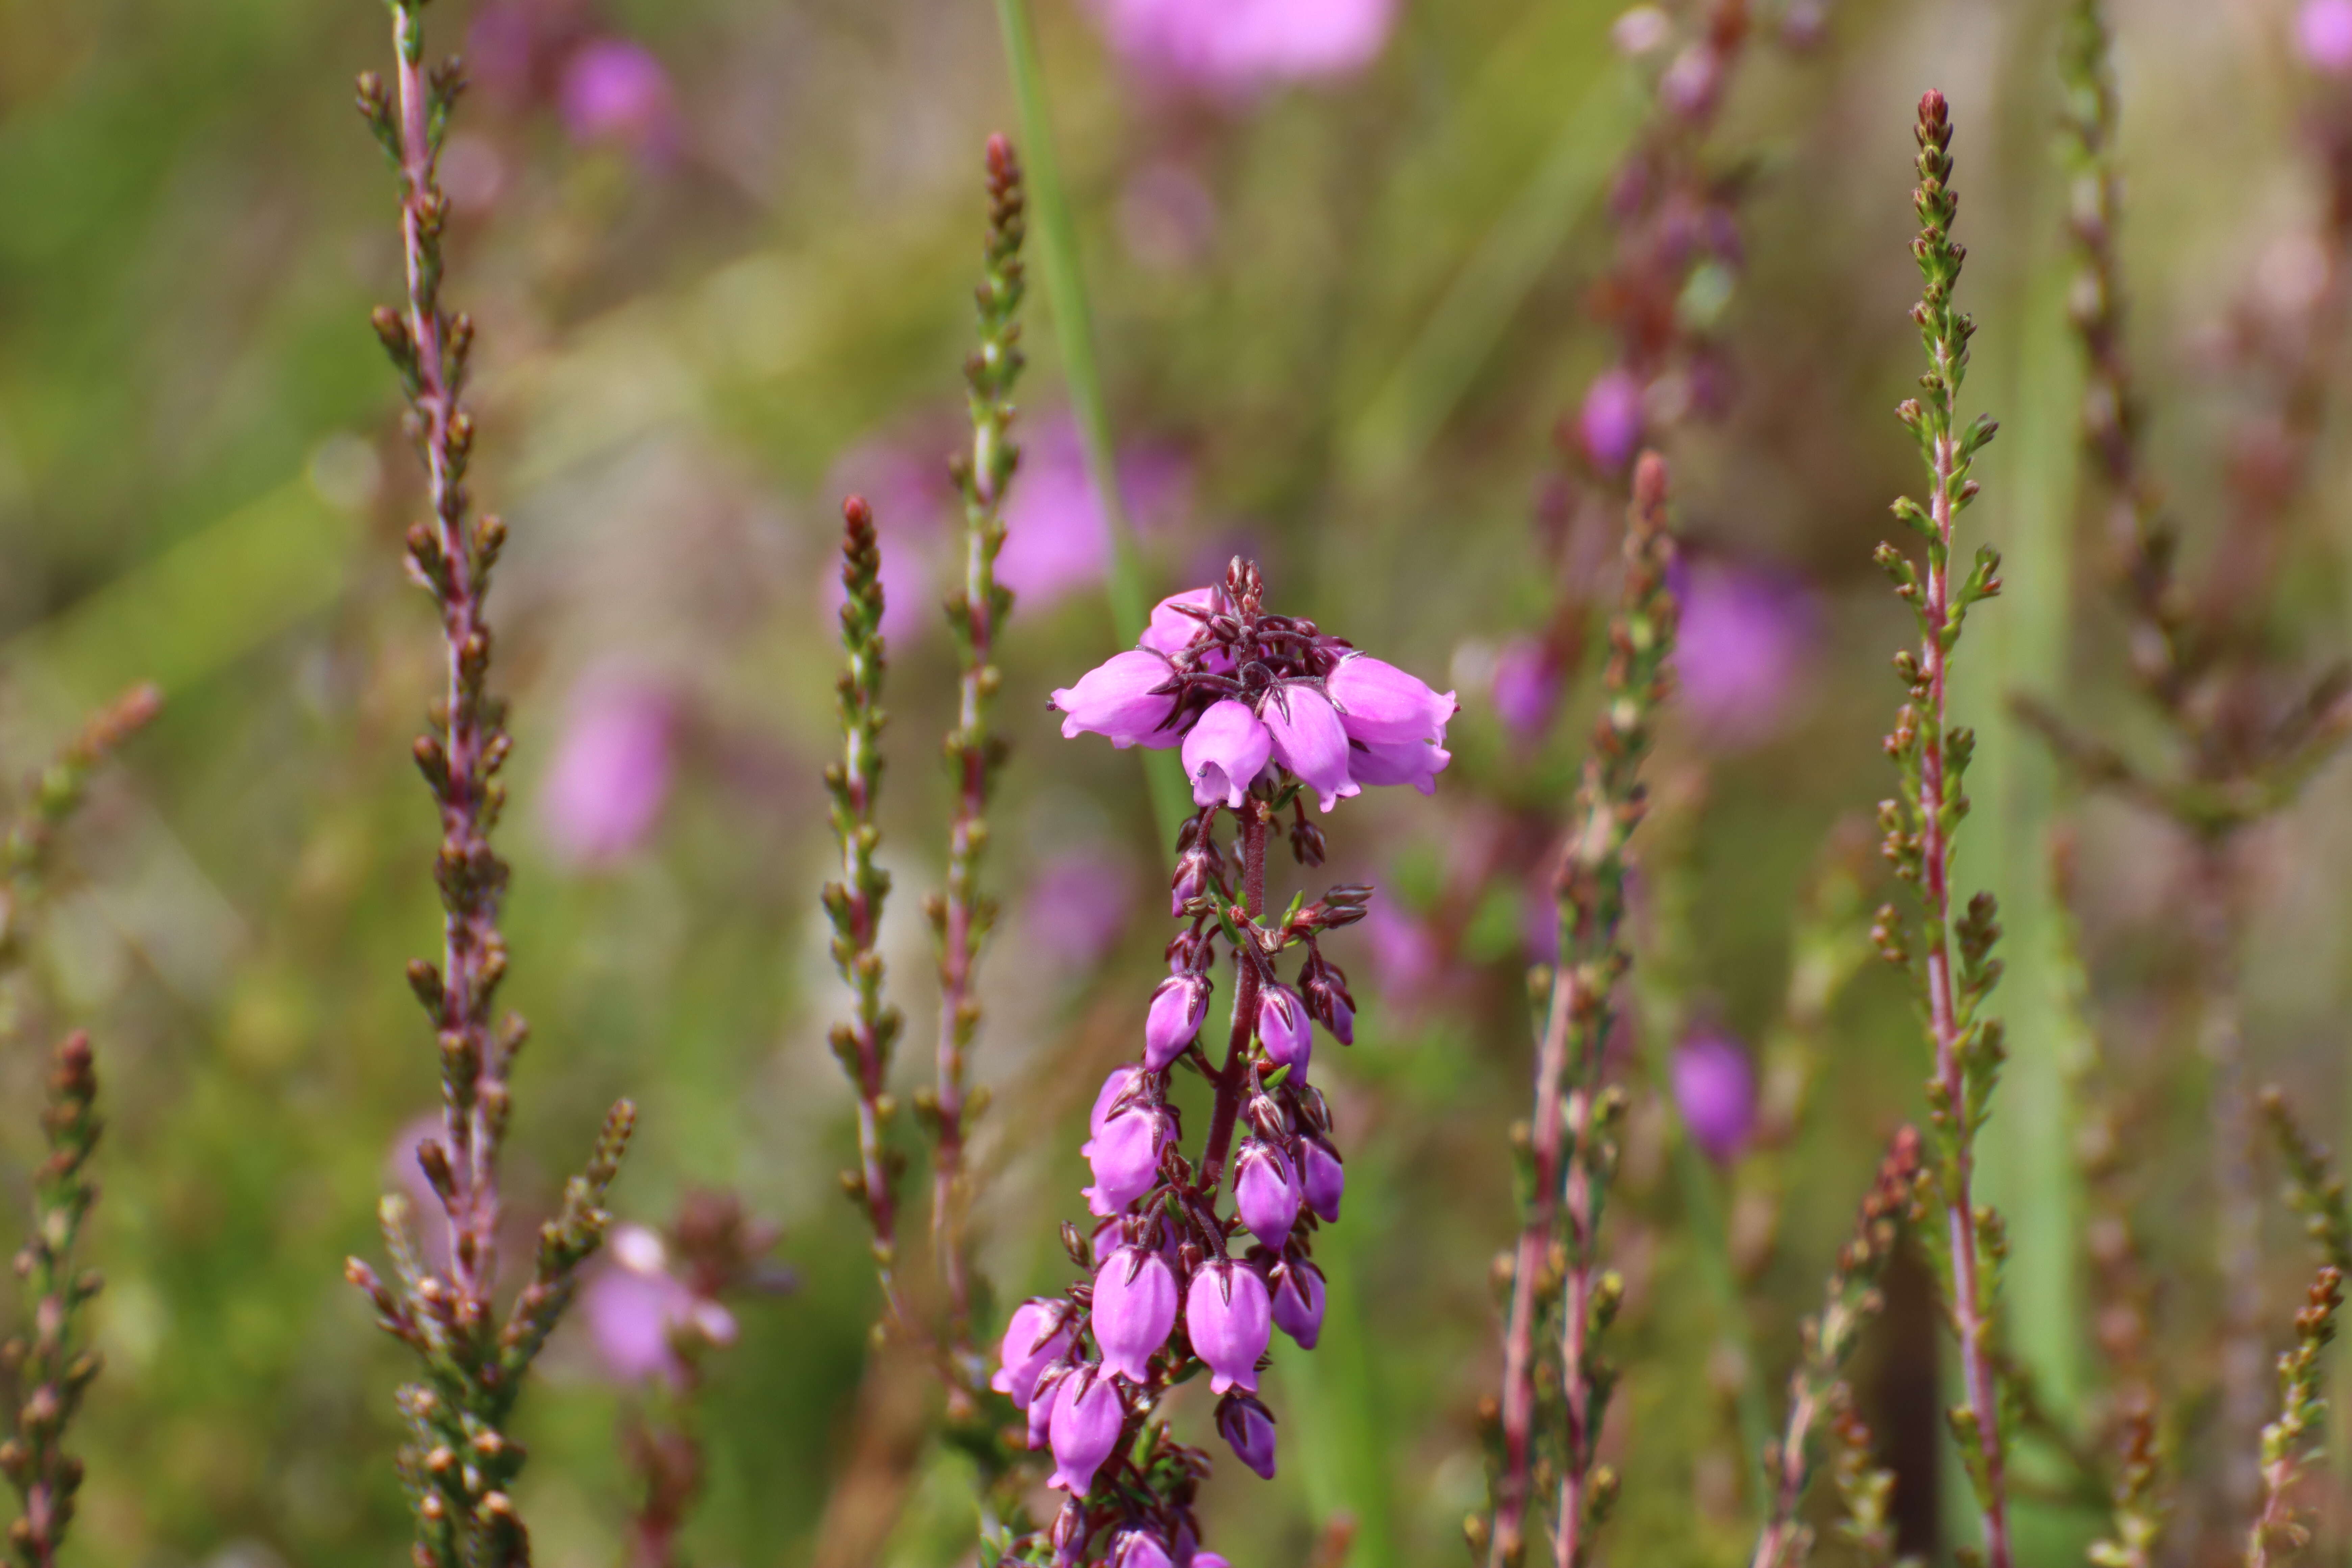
993, 558, 1449, 1566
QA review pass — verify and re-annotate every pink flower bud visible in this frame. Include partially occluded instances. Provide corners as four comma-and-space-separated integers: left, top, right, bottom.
1257, 985, 1312, 1072
1184, 699, 1273, 808
1233, 1142, 1301, 1250
1093, 1245, 1179, 1382
990, 1299, 1076, 1410
1111, 1530, 1174, 1568
1578, 368, 1645, 471
1146, 974, 1211, 1070
1300, 1135, 1344, 1223
1215, 1392, 1278, 1481
1260, 685, 1358, 813
1047, 1365, 1125, 1494
1326, 653, 1455, 748
1052, 650, 1180, 750
1272, 1258, 1327, 1349
1672, 1030, 1758, 1163
1084, 1107, 1170, 1216
1185, 1258, 1271, 1395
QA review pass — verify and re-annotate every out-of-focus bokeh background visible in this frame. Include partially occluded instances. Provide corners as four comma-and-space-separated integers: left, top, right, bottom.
5, 0, 2352, 1564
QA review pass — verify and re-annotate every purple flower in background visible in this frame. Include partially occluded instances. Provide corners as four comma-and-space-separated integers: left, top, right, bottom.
1272, 1257, 1326, 1348
998, 419, 1190, 611
1234, 1142, 1301, 1249
2304, 0, 2352, 73
1052, 650, 1180, 749
1672, 558, 1820, 752
579, 1225, 736, 1385
560, 39, 679, 159
541, 672, 675, 868
1578, 368, 1647, 471
1048, 1366, 1125, 1494
1216, 1393, 1278, 1480
1673, 1030, 1759, 1163
1024, 847, 1136, 971
1491, 636, 1562, 738
1089, 0, 1397, 94
1094, 1245, 1180, 1380
1364, 901, 1441, 1006
1186, 1260, 1271, 1394
992, 1299, 1076, 1409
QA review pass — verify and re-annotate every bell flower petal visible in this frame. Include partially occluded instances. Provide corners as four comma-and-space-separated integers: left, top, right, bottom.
1052, 650, 1180, 750
1185, 1259, 1271, 1395
1327, 652, 1456, 747
1347, 736, 1450, 795
1093, 1246, 1179, 1382
1259, 685, 1358, 812
1183, 699, 1272, 809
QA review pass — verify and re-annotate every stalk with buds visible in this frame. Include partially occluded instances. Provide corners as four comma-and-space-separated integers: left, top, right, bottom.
349, 10, 634, 1565
1870, 91, 2013, 1568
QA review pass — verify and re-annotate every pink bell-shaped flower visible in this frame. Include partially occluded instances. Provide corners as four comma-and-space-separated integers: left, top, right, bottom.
1093, 1245, 1179, 1382
1300, 1134, 1344, 1223
1141, 587, 1221, 656
1146, 974, 1211, 1069
1084, 1106, 1171, 1217
1233, 1141, 1301, 1250
1090, 1065, 1142, 1138
1215, 1391, 1277, 1480
990, 1298, 1075, 1409
1111, 1530, 1174, 1568
1183, 699, 1271, 808
1257, 984, 1312, 1072
1047, 1364, 1125, 1493
1185, 1258, 1271, 1394
1052, 650, 1179, 749
1272, 1257, 1327, 1349
1326, 653, 1454, 748
1347, 736, 1450, 796
1259, 685, 1358, 812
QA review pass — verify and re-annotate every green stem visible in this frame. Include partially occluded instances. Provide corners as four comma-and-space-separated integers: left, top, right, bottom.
990, 0, 1189, 850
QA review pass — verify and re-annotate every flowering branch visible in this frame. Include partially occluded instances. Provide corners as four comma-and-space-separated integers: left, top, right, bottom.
350, 11, 633, 1564
823, 496, 907, 1312
1869, 91, 2012, 1568
993, 557, 1449, 1566
1476, 452, 1678, 1568
2246, 1269, 2344, 1568
927, 134, 1028, 1384
1827, 1400, 1901, 1568
1748, 1128, 1923, 1568
0, 685, 161, 947
1, 1033, 101, 1568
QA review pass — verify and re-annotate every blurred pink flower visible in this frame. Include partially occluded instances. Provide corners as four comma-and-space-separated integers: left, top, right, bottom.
2304, 0, 2352, 73
1491, 637, 1562, 739
1671, 559, 1818, 752
467, 2, 549, 102
1578, 368, 1646, 472
1024, 848, 1138, 971
1088, 0, 1396, 93
1672, 1029, 1757, 1162
1362, 900, 1440, 1007
998, 418, 1190, 612
560, 39, 679, 158
541, 673, 675, 868
580, 1224, 739, 1386
386, 1116, 452, 1272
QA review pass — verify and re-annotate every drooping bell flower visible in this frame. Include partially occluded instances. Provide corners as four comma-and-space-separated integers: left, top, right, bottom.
1142, 587, 1222, 657
1233, 1141, 1301, 1250
1184, 699, 1272, 808
1346, 736, 1450, 796
1047, 1365, 1125, 1494
1146, 974, 1212, 1069
1084, 1107, 1171, 1216
1111, 1530, 1175, 1568
1051, 650, 1180, 749
1090, 1065, 1142, 1139
1299, 1134, 1344, 1222
1185, 1258, 1271, 1394
1326, 653, 1454, 748
1257, 984, 1312, 1072
1491, 636, 1562, 738
1026, 1361, 1067, 1450
1578, 367, 1645, 472
1272, 1258, 1326, 1349
1094, 1245, 1179, 1382
1215, 1392, 1278, 1480
990, 1298, 1076, 1409
1258, 685, 1357, 812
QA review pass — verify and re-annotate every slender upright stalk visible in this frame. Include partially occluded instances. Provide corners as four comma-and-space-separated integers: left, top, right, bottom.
928, 136, 1027, 1381
0, 1033, 102, 1568
350, 17, 634, 1565
1873, 92, 2013, 1568
823, 496, 906, 1313
1197, 804, 1271, 1201
988, 0, 1188, 847
1477, 453, 1677, 1568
